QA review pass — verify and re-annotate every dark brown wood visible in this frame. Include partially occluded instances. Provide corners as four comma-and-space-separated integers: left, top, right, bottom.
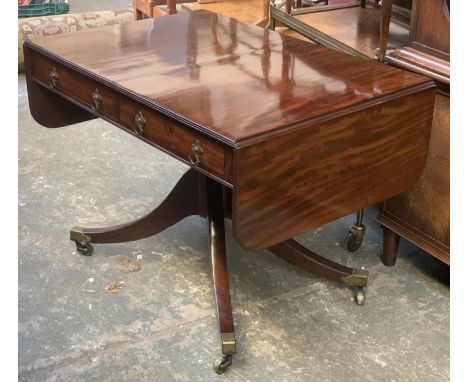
378, 0, 393, 61
381, 226, 400, 266
25, 48, 233, 186
119, 98, 231, 182
23, 44, 95, 128
23, 11, 429, 145
24, 10, 439, 368
31, 51, 120, 122
386, 47, 449, 85
24, 9, 435, 251
233, 88, 435, 250
378, 0, 450, 265
73, 169, 205, 244
269, 239, 362, 285
289, 6, 410, 59
378, 93, 450, 265
206, 177, 235, 337
409, 0, 449, 60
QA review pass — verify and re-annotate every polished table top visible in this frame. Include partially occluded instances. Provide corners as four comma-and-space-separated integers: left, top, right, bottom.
28, 10, 430, 147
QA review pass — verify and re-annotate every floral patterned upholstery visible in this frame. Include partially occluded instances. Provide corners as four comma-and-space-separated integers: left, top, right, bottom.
18, 8, 134, 72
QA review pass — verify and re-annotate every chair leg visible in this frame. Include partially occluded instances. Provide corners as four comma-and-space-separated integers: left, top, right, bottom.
378, 0, 393, 61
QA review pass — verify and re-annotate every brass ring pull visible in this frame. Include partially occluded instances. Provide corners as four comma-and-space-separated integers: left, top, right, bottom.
91, 88, 102, 112
188, 139, 204, 166
133, 111, 146, 135
49, 67, 59, 88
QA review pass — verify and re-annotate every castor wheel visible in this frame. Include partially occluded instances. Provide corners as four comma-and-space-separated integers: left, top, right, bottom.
344, 230, 362, 252
355, 288, 365, 305
75, 241, 93, 256
213, 354, 232, 374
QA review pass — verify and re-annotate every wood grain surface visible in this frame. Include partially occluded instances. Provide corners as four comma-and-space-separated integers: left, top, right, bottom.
233, 88, 435, 250
378, 93, 449, 264
25, 10, 431, 146
293, 6, 409, 58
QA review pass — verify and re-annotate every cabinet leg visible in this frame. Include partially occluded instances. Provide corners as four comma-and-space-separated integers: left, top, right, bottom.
206, 178, 236, 373
381, 226, 400, 266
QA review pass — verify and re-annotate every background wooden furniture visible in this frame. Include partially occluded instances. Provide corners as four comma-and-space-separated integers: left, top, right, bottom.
184, 0, 267, 26
134, 0, 195, 18
270, 0, 411, 61
377, 0, 450, 266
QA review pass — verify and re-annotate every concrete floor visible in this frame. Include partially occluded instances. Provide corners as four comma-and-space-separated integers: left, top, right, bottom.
18, 1, 449, 381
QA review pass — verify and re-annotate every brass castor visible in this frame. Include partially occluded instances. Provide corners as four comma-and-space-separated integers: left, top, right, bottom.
344, 230, 362, 252
355, 288, 365, 305
212, 354, 232, 374
75, 241, 93, 256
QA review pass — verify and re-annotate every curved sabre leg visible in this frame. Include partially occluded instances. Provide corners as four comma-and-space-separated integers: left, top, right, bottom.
70, 169, 205, 254
268, 239, 368, 304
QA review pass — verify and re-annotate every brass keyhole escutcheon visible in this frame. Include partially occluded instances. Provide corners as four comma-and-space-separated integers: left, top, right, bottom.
133, 111, 146, 135
91, 88, 103, 112
188, 139, 204, 166
49, 67, 59, 88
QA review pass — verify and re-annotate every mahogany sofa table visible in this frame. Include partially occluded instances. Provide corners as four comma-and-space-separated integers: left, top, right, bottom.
24, 10, 435, 374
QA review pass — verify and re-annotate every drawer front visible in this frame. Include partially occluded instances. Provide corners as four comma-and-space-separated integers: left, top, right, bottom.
31, 52, 119, 121
120, 98, 231, 182
30, 51, 232, 183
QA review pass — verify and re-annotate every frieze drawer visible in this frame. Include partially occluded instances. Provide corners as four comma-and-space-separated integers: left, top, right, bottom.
31, 51, 119, 121
119, 98, 231, 182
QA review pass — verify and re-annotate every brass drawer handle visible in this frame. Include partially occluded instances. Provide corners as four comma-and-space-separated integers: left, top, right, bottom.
133, 111, 146, 135
49, 67, 59, 88
91, 88, 103, 112
188, 139, 204, 166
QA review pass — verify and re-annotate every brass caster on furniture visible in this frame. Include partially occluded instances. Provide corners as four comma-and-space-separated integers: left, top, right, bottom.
76, 241, 93, 256
344, 224, 366, 252
341, 268, 368, 287
355, 287, 365, 306
344, 210, 366, 252
213, 354, 232, 374
344, 230, 361, 252
70, 226, 93, 256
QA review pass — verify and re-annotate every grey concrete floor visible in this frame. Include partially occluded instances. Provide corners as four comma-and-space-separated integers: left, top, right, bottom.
19, 2, 449, 381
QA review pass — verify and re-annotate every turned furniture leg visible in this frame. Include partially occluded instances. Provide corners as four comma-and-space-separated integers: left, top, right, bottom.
206, 178, 236, 374
167, 0, 177, 15
269, 0, 276, 31
133, 0, 142, 20
70, 169, 205, 255
378, 0, 393, 62
381, 226, 400, 266
269, 239, 368, 304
